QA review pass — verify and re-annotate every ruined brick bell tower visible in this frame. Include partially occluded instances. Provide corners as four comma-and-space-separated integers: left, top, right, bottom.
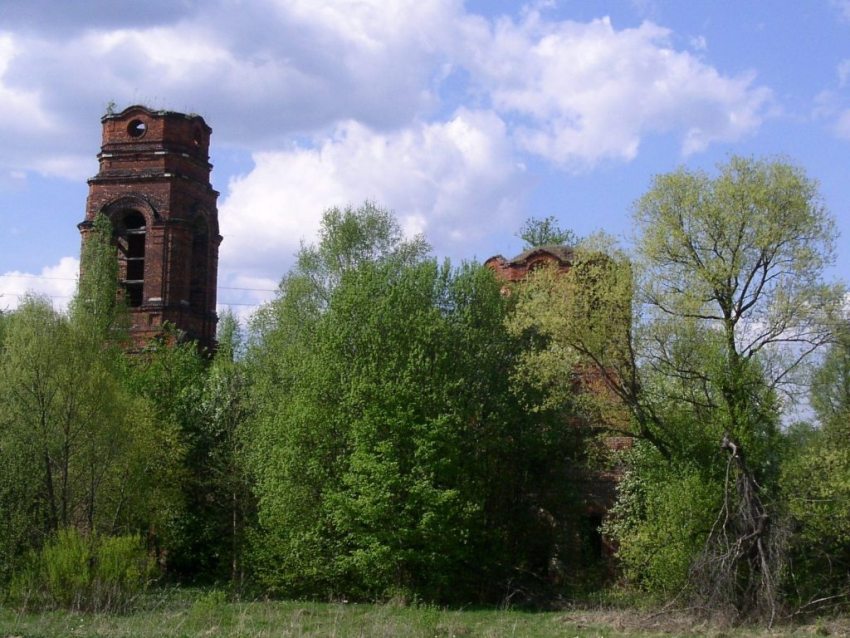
79, 105, 221, 350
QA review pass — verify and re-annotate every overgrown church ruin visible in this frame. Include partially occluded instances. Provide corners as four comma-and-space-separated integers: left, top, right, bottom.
79, 105, 221, 350
75, 105, 627, 565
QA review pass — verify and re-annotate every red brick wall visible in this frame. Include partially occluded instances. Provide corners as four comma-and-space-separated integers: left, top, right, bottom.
485, 246, 634, 533
80, 105, 221, 351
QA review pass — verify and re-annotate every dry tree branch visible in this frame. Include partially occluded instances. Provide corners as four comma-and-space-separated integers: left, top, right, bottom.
686, 433, 788, 627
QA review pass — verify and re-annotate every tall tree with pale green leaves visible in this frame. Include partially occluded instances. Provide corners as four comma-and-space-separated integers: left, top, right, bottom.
509, 157, 843, 616
635, 156, 841, 460
514, 157, 841, 464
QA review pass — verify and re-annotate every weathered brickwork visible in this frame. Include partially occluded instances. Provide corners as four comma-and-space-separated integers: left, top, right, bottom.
79, 105, 221, 351
486, 245, 632, 555
484, 245, 574, 282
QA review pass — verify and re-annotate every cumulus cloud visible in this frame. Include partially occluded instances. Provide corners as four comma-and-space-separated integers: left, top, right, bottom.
0, 32, 98, 178
0, 1, 773, 179
0, 257, 79, 311
457, 14, 770, 166
0, 0, 779, 299
218, 108, 527, 285
0, 36, 50, 127
0, 0, 459, 167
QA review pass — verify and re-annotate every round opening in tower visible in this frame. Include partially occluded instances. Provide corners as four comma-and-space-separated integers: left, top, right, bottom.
127, 119, 147, 138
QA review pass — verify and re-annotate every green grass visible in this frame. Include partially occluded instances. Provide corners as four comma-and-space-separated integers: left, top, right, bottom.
0, 599, 592, 638
1, 590, 848, 637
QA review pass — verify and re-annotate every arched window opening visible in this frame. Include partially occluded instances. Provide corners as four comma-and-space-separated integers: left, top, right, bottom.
121, 211, 146, 307
190, 217, 209, 312
528, 259, 550, 272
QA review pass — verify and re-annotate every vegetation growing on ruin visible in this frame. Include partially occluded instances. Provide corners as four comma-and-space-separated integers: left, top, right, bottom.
1, 158, 849, 632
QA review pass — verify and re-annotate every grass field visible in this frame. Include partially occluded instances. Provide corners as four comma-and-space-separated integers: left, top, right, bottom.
1, 591, 848, 638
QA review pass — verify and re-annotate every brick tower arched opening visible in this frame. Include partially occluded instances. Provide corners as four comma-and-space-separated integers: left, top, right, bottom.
78, 105, 222, 351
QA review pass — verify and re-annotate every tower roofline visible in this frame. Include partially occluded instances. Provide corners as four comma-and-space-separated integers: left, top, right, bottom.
102, 104, 212, 133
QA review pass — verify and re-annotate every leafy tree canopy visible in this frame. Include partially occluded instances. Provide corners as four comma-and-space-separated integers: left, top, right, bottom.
810, 321, 850, 439
245, 204, 580, 602
517, 215, 579, 248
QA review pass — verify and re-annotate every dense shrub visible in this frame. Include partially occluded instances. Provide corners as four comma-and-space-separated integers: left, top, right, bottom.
781, 438, 850, 609
605, 444, 722, 597
8, 528, 155, 612
246, 206, 584, 602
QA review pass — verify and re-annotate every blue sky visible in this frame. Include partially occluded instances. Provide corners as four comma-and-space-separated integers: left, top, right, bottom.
0, 0, 849, 316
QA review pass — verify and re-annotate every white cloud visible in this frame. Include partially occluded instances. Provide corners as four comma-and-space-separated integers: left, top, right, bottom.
458, 14, 771, 167
0, 32, 100, 178
689, 34, 708, 52
835, 109, 850, 140
832, 0, 850, 22
0, 0, 463, 179
0, 35, 51, 129
0, 257, 79, 311
839, 59, 850, 87
0, 2, 774, 179
812, 63, 850, 142
218, 108, 527, 283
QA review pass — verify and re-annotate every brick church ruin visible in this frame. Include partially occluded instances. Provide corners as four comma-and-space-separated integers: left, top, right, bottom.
486, 245, 629, 549
79, 105, 221, 350
484, 245, 574, 281
76, 105, 622, 559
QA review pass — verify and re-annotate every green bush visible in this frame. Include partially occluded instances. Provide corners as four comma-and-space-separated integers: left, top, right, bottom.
781, 441, 850, 608
605, 444, 722, 596
8, 528, 155, 611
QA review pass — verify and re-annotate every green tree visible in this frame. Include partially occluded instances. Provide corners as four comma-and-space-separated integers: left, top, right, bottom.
633, 157, 841, 618
0, 216, 183, 588
531, 157, 840, 463
290, 201, 429, 307
510, 157, 842, 616
123, 332, 205, 577
517, 215, 579, 248
192, 311, 253, 586
70, 213, 127, 341
780, 322, 850, 609
246, 205, 579, 602
247, 202, 429, 418
245, 205, 432, 596
635, 157, 839, 464
0, 296, 182, 586
810, 322, 850, 439
781, 434, 850, 608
